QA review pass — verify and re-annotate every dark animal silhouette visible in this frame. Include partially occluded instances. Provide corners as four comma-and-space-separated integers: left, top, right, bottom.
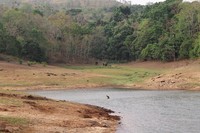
106, 95, 110, 99
103, 62, 108, 66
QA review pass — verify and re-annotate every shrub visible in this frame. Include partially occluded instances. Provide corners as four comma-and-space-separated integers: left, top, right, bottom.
18, 59, 23, 65
27, 61, 37, 66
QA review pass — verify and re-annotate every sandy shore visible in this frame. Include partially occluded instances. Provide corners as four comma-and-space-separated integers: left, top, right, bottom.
0, 91, 120, 133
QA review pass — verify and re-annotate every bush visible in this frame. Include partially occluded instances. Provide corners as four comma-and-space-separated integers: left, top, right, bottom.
41, 62, 47, 67
190, 36, 200, 58
18, 59, 23, 65
21, 41, 46, 62
140, 43, 160, 60
27, 61, 37, 66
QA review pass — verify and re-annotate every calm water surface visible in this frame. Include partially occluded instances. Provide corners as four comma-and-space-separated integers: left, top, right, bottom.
28, 89, 200, 133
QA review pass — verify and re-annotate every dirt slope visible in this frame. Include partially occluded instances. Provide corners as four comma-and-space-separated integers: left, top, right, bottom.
124, 59, 200, 90
0, 92, 119, 133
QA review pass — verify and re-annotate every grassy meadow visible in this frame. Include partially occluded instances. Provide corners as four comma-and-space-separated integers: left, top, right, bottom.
64, 65, 162, 86
0, 61, 163, 90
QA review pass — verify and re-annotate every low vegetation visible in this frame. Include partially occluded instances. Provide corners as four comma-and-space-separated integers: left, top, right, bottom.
65, 65, 162, 86
0, 61, 162, 90
0, 116, 28, 126
0, 59, 199, 90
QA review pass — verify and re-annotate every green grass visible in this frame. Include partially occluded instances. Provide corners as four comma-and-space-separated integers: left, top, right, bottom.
0, 63, 164, 89
0, 97, 23, 106
0, 90, 25, 95
0, 90, 24, 106
64, 65, 110, 70
0, 54, 19, 62
64, 65, 162, 86
182, 82, 200, 88
0, 83, 28, 87
0, 116, 28, 126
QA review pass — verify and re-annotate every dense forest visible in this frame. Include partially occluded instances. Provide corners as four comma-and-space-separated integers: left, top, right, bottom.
0, 0, 199, 63
0, 0, 122, 9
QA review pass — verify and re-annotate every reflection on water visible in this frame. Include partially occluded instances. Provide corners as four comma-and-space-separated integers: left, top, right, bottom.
28, 89, 200, 133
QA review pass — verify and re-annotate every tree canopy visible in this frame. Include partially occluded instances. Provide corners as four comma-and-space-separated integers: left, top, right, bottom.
0, 0, 199, 63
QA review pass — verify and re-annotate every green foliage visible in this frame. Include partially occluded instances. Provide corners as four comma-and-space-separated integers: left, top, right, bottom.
33, 9, 43, 16
140, 44, 160, 60
0, 0, 200, 63
102, 0, 200, 61
190, 34, 200, 58
106, 24, 133, 60
18, 59, 23, 64
89, 33, 107, 59
70, 23, 92, 35
5, 36, 21, 56
41, 62, 48, 67
22, 41, 46, 62
0, 22, 21, 56
179, 39, 193, 59
66, 9, 82, 16
27, 61, 37, 66
0, 116, 28, 126
112, 6, 131, 22
0, 0, 121, 9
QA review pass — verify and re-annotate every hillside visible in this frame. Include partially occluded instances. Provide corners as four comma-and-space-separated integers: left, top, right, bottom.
0, 0, 199, 63
0, 0, 122, 9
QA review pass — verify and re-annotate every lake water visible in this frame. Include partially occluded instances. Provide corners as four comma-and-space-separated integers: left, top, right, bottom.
28, 88, 200, 133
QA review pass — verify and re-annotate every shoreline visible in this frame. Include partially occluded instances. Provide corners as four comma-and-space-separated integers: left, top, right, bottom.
0, 90, 120, 133
2, 82, 200, 91
0, 59, 199, 132
0, 85, 198, 133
